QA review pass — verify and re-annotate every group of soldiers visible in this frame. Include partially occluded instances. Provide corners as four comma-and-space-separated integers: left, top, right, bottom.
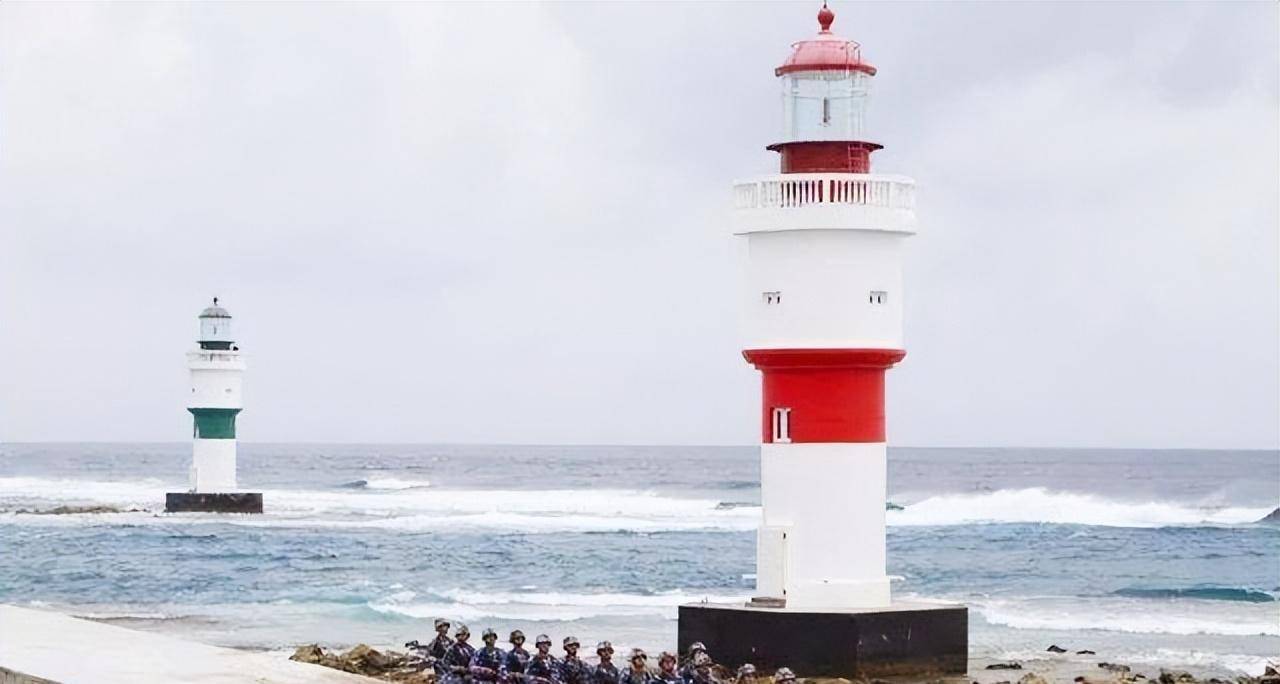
404, 619, 799, 684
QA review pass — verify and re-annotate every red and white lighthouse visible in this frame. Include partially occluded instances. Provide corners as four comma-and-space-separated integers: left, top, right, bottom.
681, 6, 964, 673
736, 3, 916, 610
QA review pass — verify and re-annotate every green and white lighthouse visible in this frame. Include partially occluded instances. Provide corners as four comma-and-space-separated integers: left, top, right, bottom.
167, 298, 261, 513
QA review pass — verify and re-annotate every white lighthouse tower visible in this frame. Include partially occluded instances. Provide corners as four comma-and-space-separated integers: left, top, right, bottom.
679, 5, 965, 676
740, 1, 911, 611
166, 298, 262, 513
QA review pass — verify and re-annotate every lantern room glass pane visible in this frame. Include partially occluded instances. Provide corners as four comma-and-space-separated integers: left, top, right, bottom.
200, 317, 233, 342
780, 70, 871, 143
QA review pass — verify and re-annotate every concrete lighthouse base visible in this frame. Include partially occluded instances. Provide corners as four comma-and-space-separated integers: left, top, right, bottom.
678, 601, 967, 679
165, 492, 263, 514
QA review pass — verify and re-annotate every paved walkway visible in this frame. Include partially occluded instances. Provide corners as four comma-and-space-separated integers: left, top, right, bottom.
0, 605, 375, 684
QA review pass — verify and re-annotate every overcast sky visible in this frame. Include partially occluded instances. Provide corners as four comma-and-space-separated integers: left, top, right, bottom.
1, 2, 1276, 448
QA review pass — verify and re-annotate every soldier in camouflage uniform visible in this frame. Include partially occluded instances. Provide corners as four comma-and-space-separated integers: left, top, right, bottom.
655, 652, 681, 684
559, 636, 589, 684
678, 643, 707, 683
506, 630, 530, 678
771, 668, 795, 684
422, 618, 455, 675
686, 653, 718, 684
734, 664, 757, 684
441, 625, 478, 684
525, 634, 560, 684
592, 641, 620, 684
619, 648, 654, 684
470, 628, 508, 684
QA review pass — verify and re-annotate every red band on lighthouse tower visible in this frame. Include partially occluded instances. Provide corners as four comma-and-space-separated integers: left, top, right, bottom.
745, 348, 905, 443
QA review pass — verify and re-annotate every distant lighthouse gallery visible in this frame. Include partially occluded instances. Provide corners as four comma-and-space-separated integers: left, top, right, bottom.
678, 5, 967, 678
165, 299, 263, 514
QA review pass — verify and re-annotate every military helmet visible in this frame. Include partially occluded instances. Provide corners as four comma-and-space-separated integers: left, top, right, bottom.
564, 636, 580, 648
693, 653, 712, 667
596, 640, 614, 654
630, 648, 648, 660
659, 651, 678, 664
773, 667, 796, 683
482, 628, 498, 640
455, 624, 471, 636
535, 634, 553, 646
434, 618, 451, 629
688, 642, 707, 655
738, 664, 757, 676
510, 629, 525, 643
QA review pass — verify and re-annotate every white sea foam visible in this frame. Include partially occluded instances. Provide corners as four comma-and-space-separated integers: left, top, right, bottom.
0, 476, 757, 533
368, 589, 751, 622
361, 478, 432, 490
888, 488, 1274, 528
974, 597, 1280, 637
3, 476, 1273, 531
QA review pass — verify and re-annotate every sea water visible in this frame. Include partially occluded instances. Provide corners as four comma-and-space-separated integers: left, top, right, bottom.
1, 444, 1276, 674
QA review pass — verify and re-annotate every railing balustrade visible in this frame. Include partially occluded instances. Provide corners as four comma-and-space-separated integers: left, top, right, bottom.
733, 174, 915, 212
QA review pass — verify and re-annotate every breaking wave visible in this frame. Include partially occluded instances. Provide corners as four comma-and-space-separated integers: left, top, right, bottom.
367, 589, 750, 623
1113, 586, 1277, 603
0, 476, 758, 533
974, 597, 1280, 637
3, 477, 1275, 532
337, 478, 433, 491
887, 488, 1275, 528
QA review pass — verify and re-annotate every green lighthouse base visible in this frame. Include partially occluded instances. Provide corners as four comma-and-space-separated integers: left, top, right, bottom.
165, 492, 263, 514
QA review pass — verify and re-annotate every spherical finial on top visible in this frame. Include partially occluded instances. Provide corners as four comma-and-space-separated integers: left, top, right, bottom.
817, 3, 835, 32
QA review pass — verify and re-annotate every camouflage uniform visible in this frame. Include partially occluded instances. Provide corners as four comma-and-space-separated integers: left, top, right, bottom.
471, 629, 508, 684
677, 644, 707, 684
656, 652, 682, 684
426, 620, 456, 675
619, 649, 655, 684
592, 641, 620, 684
470, 646, 508, 683
525, 636, 561, 684
441, 626, 478, 684
558, 637, 589, 684
693, 654, 721, 684
506, 631, 531, 677
527, 655, 561, 684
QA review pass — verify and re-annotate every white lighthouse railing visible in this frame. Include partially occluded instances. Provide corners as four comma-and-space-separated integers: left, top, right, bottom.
733, 174, 915, 212
732, 173, 917, 234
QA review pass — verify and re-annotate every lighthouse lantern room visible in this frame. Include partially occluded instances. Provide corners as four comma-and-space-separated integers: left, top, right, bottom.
679, 5, 966, 676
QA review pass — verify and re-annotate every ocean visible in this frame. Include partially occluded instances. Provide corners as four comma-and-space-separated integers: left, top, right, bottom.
1, 444, 1276, 675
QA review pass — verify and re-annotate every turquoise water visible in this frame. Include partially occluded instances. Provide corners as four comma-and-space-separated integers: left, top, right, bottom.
1, 444, 1276, 674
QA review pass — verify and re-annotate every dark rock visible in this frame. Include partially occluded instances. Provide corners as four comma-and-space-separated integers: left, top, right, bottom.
1100, 663, 1132, 674
291, 643, 422, 680
986, 663, 1024, 670
1077, 650, 1096, 655
1047, 645, 1068, 653
340, 643, 399, 673
290, 644, 325, 664
1158, 669, 1196, 684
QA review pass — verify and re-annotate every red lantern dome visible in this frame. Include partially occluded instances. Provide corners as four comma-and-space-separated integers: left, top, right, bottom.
776, 3, 877, 77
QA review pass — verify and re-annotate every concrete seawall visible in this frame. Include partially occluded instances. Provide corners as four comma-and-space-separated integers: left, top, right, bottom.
0, 605, 374, 683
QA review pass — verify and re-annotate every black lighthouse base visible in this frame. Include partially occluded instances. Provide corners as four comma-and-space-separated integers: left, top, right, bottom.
165, 492, 263, 514
678, 601, 967, 679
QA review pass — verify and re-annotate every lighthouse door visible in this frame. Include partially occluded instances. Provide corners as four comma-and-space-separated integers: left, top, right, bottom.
756, 525, 790, 600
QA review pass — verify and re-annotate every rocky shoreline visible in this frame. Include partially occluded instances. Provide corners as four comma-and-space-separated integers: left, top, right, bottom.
289, 644, 1279, 684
